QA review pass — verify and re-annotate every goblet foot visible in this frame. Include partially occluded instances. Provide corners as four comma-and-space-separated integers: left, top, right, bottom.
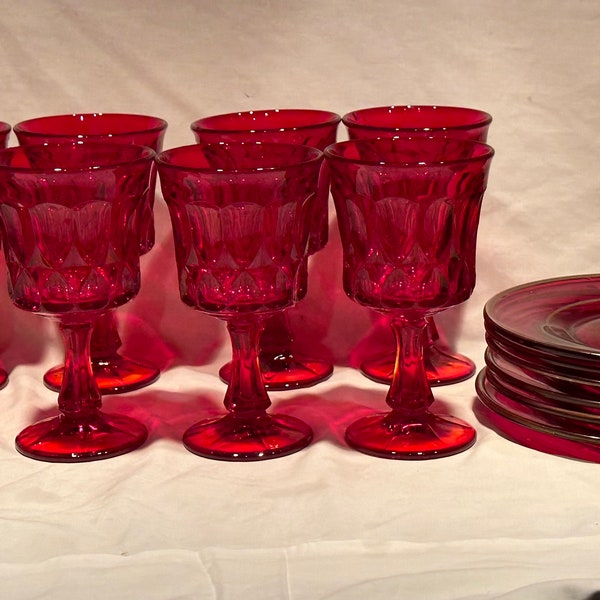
345, 410, 476, 459
0, 368, 8, 389
360, 346, 476, 387
425, 345, 476, 385
183, 412, 313, 461
15, 412, 148, 462
44, 354, 160, 395
219, 354, 334, 391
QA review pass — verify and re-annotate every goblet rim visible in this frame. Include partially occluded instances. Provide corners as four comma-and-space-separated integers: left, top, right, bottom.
342, 105, 493, 133
156, 141, 323, 174
0, 121, 10, 135
0, 141, 155, 174
13, 112, 168, 140
191, 108, 341, 135
324, 137, 494, 168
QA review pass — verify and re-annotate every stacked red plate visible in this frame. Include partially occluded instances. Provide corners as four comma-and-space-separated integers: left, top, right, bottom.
476, 274, 600, 461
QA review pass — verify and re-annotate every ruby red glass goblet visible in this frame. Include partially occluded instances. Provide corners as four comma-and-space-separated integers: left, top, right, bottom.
343, 105, 492, 386
191, 109, 340, 390
14, 113, 167, 394
326, 137, 494, 459
157, 141, 323, 460
0, 121, 10, 389
0, 142, 154, 461
0, 121, 10, 147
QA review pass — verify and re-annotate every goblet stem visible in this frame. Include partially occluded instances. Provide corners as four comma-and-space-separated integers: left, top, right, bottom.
58, 318, 102, 418
359, 316, 476, 386
386, 316, 434, 416
345, 313, 477, 459
224, 316, 271, 416
15, 314, 148, 462
426, 316, 440, 345
182, 314, 313, 461
90, 311, 122, 356
257, 312, 294, 364
219, 278, 334, 391
43, 309, 160, 394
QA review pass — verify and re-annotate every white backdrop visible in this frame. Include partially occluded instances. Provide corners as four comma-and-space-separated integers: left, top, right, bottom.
0, 1, 599, 598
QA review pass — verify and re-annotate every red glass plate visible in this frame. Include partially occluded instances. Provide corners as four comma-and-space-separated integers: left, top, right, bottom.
485, 325, 600, 377
484, 347, 600, 406
475, 371, 600, 462
484, 275, 600, 361
484, 364, 600, 427
476, 368, 600, 445
545, 298, 600, 350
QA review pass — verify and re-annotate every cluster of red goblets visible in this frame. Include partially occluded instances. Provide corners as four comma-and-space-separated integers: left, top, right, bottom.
0, 106, 493, 463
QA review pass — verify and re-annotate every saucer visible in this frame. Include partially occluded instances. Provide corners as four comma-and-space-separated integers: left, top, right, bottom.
484, 364, 600, 427
475, 369, 600, 447
475, 370, 600, 463
484, 348, 600, 407
484, 275, 600, 361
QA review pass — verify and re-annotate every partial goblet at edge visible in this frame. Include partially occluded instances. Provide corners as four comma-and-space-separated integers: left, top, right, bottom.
0, 120, 11, 390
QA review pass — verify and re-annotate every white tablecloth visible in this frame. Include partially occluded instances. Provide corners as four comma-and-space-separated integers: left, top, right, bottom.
0, 1, 599, 598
